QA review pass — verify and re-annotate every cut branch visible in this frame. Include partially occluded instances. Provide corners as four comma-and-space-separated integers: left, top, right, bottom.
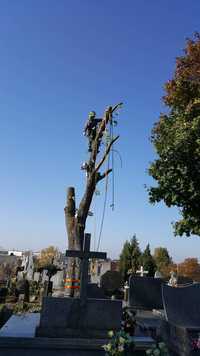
97, 169, 112, 182
95, 135, 119, 172
91, 103, 123, 163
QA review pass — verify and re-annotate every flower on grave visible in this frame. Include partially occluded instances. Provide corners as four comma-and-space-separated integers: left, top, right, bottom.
118, 344, 124, 352
146, 342, 169, 356
119, 336, 126, 344
103, 343, 112, 352
191, 339, 200, 350
108, 330, 114, 338
103, 330, 135, 356
158, 342, 166, 350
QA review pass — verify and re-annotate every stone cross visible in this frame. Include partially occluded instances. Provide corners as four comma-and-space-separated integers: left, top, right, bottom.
66, 233, 107, 303
136, 266, 148, 277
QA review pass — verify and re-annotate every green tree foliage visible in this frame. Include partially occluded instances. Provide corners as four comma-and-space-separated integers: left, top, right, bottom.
119, 235, 141, 281
154, 247, 172, 273
140, 244, 156, 277
148, 33, 200, 236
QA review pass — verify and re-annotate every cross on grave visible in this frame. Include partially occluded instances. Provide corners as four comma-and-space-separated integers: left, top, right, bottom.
66, 233, 107, 304
136, 266, 148, 277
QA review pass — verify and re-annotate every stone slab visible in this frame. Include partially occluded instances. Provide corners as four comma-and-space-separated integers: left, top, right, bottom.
0, 335, 155, 356
36, 297, 122, 338
0, 314, 40, 338
0, 313, 155, 355
135, 310, 163, 339
129, 276, 163, 310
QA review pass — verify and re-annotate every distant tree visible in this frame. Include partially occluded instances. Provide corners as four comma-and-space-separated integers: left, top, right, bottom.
0, 258, 20, 281
37, 246, 59, 268
119, 235, 141, 281
154, 247, 172, 274
140, 244, 156, 277
178, 258, 200, 281
148, 33, 200, 236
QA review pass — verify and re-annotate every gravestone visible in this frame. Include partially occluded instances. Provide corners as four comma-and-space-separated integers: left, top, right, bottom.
128, 276, 163, 310
15, 278, 30, 302
21, 251, 34, 281
43, 280, 53, 297
161, 283, 200, 355
87, 283, 106, 299
100, 271, 123, 297
177, 276, 193, 285
33, 272, 40, 283
51, 270, 64, 290
36, 234, 122, 338
41, 270, 49, 284
0, 288, 8, 303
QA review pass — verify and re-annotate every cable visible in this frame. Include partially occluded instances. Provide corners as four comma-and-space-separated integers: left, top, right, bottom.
111, 149, 123, 168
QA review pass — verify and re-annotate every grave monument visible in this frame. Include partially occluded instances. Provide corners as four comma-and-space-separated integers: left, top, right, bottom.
161, 283, 200, 355
36, 233, 122, 338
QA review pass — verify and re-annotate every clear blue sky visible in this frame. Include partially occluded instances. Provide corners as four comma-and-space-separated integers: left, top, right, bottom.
0, 0, 200, 262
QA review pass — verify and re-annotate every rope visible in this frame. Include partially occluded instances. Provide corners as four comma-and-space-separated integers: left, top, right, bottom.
96, 123, 111, 251
111, 122, 115, 210
96, 115, 122, 250
96, 151, 110, 251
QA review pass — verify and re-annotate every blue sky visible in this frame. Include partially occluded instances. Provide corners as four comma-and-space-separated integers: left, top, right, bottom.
0, 0, 200, 262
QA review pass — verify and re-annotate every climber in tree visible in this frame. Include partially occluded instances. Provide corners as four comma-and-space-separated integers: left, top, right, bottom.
84, 111, 102, 152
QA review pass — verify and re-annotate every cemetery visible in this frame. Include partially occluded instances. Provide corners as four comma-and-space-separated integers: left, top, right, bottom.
0, 3, 200, 356
1, 100, 200, 355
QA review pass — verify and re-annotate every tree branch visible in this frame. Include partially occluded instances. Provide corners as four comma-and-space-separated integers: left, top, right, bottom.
97, 169, 112, 182
95, 103, 123, 147
95, 135, 119, 172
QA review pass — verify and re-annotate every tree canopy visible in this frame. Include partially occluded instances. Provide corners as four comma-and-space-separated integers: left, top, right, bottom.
140, 244, 156, 277
148, 33, 200, 236
153, 247, 172, 274
119, 235, 141, 281
178, 258, 200, 282
37, 246, 59, 268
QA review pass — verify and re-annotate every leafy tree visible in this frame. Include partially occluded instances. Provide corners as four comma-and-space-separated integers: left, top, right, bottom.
154, 247, 172, 274
178, 258, 200, 281
119, 235, 141, 281
148, 33, 200, 236
37, 246, 59, 268
140, 244, 156, 277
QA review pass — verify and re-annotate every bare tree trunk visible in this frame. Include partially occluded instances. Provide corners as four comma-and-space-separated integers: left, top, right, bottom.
64, 187, 78, 297
64, 104, 122, 297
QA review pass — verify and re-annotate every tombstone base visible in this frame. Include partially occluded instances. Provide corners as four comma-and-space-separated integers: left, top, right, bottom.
161, 319, 200, 356
36, 297, 122, 339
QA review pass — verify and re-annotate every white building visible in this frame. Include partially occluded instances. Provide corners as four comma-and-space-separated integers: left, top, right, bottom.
8, 250, 23, 257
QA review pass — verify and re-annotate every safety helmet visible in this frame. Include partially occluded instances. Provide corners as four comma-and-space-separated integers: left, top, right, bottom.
88, 111, 96, 119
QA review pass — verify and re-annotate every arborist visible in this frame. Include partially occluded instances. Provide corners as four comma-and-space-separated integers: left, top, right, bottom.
83, 111, 102, 152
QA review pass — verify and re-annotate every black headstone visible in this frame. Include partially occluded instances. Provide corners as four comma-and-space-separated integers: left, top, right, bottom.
15, 279, 29, 302
177, 276, 193, 285
161, 283, 200, 355
162, 283, 200, 328
129, 276, 163, 310
0, 288, 8, 303
87, 283, 106, 299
